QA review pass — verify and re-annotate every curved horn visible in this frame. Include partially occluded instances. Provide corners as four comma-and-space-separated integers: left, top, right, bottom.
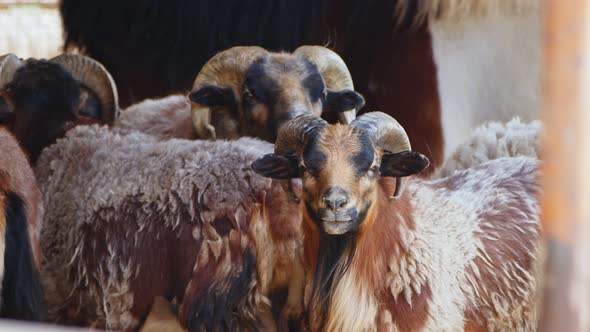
0, 54, 23, 90
275, 113, 328, 157
50, 54, 119, 123
294, 45, 357, 124
351, 112, 411, 199
191, 46, 268, 139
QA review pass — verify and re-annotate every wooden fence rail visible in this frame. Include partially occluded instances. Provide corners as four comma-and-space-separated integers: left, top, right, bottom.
540, 0, 590, 331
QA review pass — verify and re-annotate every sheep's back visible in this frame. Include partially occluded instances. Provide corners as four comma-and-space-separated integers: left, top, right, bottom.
411, 156, 542, 330
434, 118, 542, 178
36, 125, 273, 330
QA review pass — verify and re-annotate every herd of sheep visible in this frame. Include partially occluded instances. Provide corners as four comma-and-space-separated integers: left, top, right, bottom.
0, 44, 543, 332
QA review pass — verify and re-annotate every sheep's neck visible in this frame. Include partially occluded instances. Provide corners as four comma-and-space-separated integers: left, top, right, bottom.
303, 178, 430, 330
350, 178, 417, 291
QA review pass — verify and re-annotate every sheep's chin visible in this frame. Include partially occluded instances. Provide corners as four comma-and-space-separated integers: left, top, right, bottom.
321, 220, 356, 235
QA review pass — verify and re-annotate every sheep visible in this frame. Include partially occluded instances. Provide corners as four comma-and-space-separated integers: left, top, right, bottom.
0, 53, 119, 163
59, 0, 444, 168
434, 118, 542, 178
35, 125, 305, 331
188, 45, 363, 140
0, 127, 45, 321
252, 112, 543, 331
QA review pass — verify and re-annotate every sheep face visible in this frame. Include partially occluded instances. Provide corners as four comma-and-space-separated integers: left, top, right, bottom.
241, 55, 326, 142
0, 55, 119, 163
191, 54, 363, 142
252, 113, 429, 235
299, 125, 378, 235
0, 60, 83, 162
190, 46, 364, 141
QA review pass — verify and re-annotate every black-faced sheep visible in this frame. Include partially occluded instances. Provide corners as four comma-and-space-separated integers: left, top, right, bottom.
35, 126, 305, 331
252, 112, 543, 331
0, 128, 45, 321
0, 53, 118, 163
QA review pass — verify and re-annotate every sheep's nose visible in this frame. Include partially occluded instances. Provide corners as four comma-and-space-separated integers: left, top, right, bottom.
323, 187, 349, 211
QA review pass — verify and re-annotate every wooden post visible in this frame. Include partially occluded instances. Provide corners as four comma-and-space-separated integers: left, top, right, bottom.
540, 0, 590, 331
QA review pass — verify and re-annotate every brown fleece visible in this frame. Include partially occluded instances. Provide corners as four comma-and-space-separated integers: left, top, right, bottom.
35, 125, 301, 330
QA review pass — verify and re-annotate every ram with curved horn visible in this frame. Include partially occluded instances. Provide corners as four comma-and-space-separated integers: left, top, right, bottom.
253, 112, 543, 330
0, 53, 118, 163
189, 45, 364, 141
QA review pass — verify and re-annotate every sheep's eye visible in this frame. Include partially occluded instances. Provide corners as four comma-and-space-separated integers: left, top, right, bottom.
299, 164, 307, 174
368, 165, 379, 176
243, 90, 255, 104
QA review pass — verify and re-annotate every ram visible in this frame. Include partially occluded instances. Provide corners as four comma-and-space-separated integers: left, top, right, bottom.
0, 128, 45, 321
0, 53, 118, 163
117, 46, 364, 142
36, 126, 305, 331
253, 112, 543, 331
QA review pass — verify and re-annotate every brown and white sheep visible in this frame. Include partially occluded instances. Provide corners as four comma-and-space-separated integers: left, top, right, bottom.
190, 45, 363, 140
0, 127, 45, 321
252, 112, 543, 331
35, 125, 305, 331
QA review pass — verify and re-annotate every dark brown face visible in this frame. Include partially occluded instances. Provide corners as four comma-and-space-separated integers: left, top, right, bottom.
240, 54, 325, 141
189, 53, 364, 142
252, 123, 430, 235
0, 60, 104, 163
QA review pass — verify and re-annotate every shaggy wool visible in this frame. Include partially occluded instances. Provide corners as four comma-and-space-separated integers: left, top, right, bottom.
35, 125, 280, 330
433, 118, 542, 178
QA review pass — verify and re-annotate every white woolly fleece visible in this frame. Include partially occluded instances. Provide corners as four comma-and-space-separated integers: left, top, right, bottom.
434, 118, 542, 178
35, 125, 274, 330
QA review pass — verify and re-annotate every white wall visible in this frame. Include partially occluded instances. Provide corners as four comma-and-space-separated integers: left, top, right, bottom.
0, 4, 62, 59
430, 7, 543, 156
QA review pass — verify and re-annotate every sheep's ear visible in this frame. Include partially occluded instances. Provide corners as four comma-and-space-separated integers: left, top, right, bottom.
323, 89, 365, 114
380, 151, 429, 177
251, 154, 300, 179
189, 85, 236, 107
